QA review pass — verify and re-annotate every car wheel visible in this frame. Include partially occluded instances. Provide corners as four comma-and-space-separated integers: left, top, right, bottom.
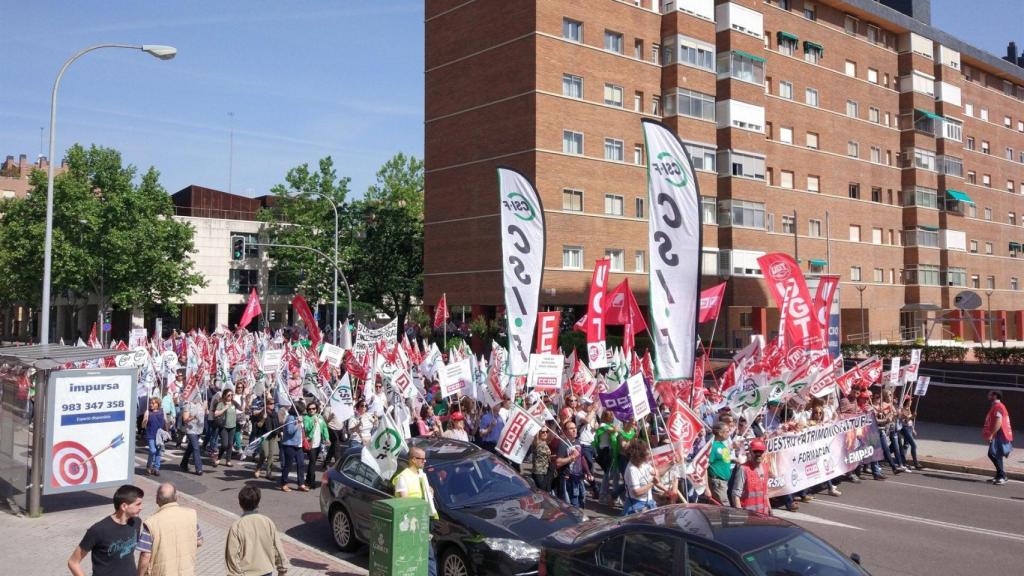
440, 547, 473, 576
330, 505, 359, 552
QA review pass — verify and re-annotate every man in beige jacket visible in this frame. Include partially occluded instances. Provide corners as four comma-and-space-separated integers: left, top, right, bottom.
225, 486, 288, 576
137, 483, 202, 576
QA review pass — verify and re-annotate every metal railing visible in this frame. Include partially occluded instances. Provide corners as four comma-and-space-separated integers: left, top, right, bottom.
919, 366, 1024, 392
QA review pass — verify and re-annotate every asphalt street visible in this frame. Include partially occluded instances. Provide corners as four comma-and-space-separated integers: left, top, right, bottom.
139, 444, 1023, 576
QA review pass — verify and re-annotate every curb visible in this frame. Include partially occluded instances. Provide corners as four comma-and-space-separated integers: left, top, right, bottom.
133, 474, 367, 575
918, 458, 1024, 482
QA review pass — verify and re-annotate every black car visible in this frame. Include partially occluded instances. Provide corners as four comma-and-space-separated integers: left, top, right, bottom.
540, 504, 870, 576
320, 437, 584, 576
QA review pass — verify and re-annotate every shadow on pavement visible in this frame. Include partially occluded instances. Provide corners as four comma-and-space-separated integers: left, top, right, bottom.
40, 490, 110, 514
284, 520, 369, 569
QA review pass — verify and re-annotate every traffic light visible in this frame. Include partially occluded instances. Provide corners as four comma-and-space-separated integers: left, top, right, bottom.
231, 236, 245, 261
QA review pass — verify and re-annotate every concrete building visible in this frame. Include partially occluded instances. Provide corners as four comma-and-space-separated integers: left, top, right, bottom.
424, 0, 1024, 346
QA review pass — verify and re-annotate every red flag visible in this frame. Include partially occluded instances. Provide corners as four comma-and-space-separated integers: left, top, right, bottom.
535, 311, 561, 354
605, 279, 648, 333
667, 399, 704, 452
87, 323, 100, 348
585, 258, 611, 368
812, 275, 840, 332
757, 253, 824, 350
573, 314, 587, 332
720, 363, 737, 392
238, 288, 262, 331
433, 294, 449, 329
291, 294, 322, 349
698, 282, 727, 324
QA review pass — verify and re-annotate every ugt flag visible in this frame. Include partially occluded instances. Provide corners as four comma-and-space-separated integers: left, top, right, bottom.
642, 119, 701, 380
497, 168, 545, 376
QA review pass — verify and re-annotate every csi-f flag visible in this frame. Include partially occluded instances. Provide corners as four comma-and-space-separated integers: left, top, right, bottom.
497, 167, 545, 376
642, 119, 701, 380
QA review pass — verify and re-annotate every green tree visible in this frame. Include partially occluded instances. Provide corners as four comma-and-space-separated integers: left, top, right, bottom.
259, 157, 352, 317
0, 144, 206, 327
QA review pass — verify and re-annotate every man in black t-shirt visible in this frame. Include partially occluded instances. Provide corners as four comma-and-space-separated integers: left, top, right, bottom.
68, 484, 144, 576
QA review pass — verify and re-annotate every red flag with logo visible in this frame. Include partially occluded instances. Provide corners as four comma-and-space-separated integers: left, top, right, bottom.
813, 275, 840, 332
87, 323, 100, 349
291, 294, 322, 349
757, 253, 824, 350
434, 294, 449, 329
573, 314, 587, 333
239, 288, 262, 331
605, 279, 648, 333
585, 258, 611, 368
698, 282, 727, 324
667, 399, 704, 451
535, 311, 561, 354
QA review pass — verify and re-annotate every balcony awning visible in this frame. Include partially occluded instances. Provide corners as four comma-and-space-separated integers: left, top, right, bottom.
803, 41, 824, 54
777, 31, 799, 43
732, 49, 766, 63
946, 189, 974, 204
915, 108, 944, 121
808, 258, 828, 267
918, 224, 940, 232
1010, 242, 1021, 251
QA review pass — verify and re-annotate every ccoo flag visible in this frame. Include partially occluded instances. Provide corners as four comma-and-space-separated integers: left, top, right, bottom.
497, 167, 545, 376
642, 119, 701, 380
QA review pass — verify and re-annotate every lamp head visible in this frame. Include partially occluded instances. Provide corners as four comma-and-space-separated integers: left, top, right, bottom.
141, 45, 177, 60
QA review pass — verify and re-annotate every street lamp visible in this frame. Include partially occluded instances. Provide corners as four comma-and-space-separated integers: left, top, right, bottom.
305, 192, 342, 346
39, 44, 177, 344
985, 289, 994, 348
855, 285, 867, 343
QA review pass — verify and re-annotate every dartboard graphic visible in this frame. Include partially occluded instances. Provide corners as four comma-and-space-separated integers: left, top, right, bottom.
51, 440, 98, 487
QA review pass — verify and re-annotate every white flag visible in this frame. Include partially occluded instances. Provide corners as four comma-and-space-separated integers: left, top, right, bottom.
363, 412, 407, 480
498, 167, 545, 376
328, 374, 355, 424
642, 119, 701, 380
496, 404, 543, 464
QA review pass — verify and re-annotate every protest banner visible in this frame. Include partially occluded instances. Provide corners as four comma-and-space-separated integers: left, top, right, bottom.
45, 369, 137, 494
758, 253, 824, 351
261, 349, 284, 373
353, 319, 398, 355
496, 404, 543, 464
440, 358, 473, 399
763, 414, 883, 498
535, 311, 560, 354
586, 258, 610, 369
319, 343, 344, 368
526, 353, 564, 393
498, 168, 545, 376
626, 373, 650, 421
642, 120, 701, 380
914, 376, 931, 396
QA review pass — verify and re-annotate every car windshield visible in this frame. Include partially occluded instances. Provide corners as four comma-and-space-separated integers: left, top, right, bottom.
427, 454, 532, 508
741, 531, 869, 576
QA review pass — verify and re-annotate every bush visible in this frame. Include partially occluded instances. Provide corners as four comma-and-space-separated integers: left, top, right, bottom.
841, 344, 968, 363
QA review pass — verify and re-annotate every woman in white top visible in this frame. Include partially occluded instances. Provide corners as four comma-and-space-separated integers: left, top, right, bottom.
623, 439, 662, 515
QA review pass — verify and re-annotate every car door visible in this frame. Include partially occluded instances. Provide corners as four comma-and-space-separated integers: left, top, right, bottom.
684, 543, 751, 576
339, 457, 393, 541
556, 530, 684, 576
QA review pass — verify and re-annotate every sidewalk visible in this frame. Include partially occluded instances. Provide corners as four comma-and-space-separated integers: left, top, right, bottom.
0, 473, 367, 576
914, 421, 1024, 480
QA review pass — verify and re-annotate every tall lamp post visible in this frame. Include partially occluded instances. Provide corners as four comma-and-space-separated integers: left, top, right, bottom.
855, 285, 867, 343
985, 289, 994, 348
39, 43, 177, 345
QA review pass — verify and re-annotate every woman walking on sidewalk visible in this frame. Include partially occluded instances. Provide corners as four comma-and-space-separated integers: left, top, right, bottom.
143, 397, 166, 476
302, 401, 329, 488
898, 396, 923, 470
983, 390, 1014, 485
214, 389, 239, 467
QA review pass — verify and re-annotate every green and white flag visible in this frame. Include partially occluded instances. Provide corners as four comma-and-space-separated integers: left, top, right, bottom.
361, 412, 407, 480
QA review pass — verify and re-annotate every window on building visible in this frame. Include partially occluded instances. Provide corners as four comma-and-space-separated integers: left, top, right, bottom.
804, 43, 823, 64
779, 81, 793, 99
850, 266, 862, 281
634, 38, 644, 59
807, 175, 820, 192
652, 96, 661, 115
604, 194, 624, 216
971, 274, 980, 288
562, 189, 583, 211
871, 227, 883, 244
969, 240, 978, 253
719, 50, 766, 85
868, 68, 878, 83
980, 107, 989, 121
905, 186, 938, 208
905, 265, 941, 286
779, 126, 793, 144
804, 2, 816, 20
635, 250, 645, 272
964, 103, 974, 116
778, 36, 797, 56
1009, 180, 1016, 193
871, 187, 882, 203
967, 171, 976, 184
987, 276, 996, 289
984, 207, 992, 220
562, 132, 586, 158
701, 196, 718, 224
805, 88, 819, 107
903, 228, 937, 247
604, 138, 624, 161
808, 219, 822, 237
847, 141, 859, 157
981, 140, 990, 154
845, 60, 857, 77
781, 215, 795, 233
563, 246, 583, 269
844, 15, 858, 35
873, 267, 884, 283
849, 183, 860, 199
685, 142, 717, 171
1010, 212, 1017, 226
634, 144, 644, 165
562, 74, 583, 98
604, 84, 623, 107
228, 269, 258, 294
635, 197, 645, 218
867, 24, 879, 44
849, 225, 861, 242
563, 19, 583, 42
1012, 277, 1019, 291
944, 267, 967, 287
870, 147, 881, 163
966, 137, 975, 151
983, 175, 991, 188
719, 199, 767, 228
1007, 147, 1015, 160
605, 30, 624, 53
652, 43, 661, 64
634, 91, 643, 112
985, 241, 994, 254
968, 203, 977, 217
719, 150, 766, 180
663, 88, 715, 121
806, 132, 819, 149
846, 100, 859, 118
1005, 116, 1013, 128
606, 249, 625, 272
780, 170, 794, 188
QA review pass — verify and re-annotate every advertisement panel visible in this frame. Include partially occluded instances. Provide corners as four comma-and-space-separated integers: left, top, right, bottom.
763, 414, 882, 498
44, 369, 138, 494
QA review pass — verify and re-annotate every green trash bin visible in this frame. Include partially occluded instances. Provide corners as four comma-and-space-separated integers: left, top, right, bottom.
369, 497, 430, 576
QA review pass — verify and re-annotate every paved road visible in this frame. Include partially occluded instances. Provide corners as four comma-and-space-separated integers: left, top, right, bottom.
776, 468, 1024, 576
143, 444, 1022, 576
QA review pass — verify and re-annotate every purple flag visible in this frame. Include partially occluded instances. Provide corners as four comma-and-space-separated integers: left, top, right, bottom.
598, 377, 657, 422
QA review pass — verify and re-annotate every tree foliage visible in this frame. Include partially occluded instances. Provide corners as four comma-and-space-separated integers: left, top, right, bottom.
0, 144, 206, 316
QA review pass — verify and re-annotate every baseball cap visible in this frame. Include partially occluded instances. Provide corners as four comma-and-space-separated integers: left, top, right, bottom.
451, 412, 465, 422
749, 438, 767, 453
527, 391, 540, 404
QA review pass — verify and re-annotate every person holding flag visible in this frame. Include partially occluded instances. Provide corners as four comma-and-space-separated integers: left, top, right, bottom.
302, 401, 330, 488
553, 419, 593, 509
279, 402, 308, 492
251, 396, 281, 480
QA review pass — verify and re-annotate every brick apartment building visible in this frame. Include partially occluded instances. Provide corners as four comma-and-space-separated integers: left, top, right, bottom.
0, 154, 65, 199
424, 0, 1024, 347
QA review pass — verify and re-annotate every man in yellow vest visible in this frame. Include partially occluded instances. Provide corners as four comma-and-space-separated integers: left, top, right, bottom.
136, 483, 202, 576
393, 447, 438, 576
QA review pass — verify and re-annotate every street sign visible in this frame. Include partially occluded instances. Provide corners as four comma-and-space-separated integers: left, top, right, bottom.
954, 290, 982, 310
102, 322, 111, 332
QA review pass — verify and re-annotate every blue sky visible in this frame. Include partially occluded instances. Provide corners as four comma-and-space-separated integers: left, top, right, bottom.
1, 1, 1021, 200
1, 1, 423, 199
